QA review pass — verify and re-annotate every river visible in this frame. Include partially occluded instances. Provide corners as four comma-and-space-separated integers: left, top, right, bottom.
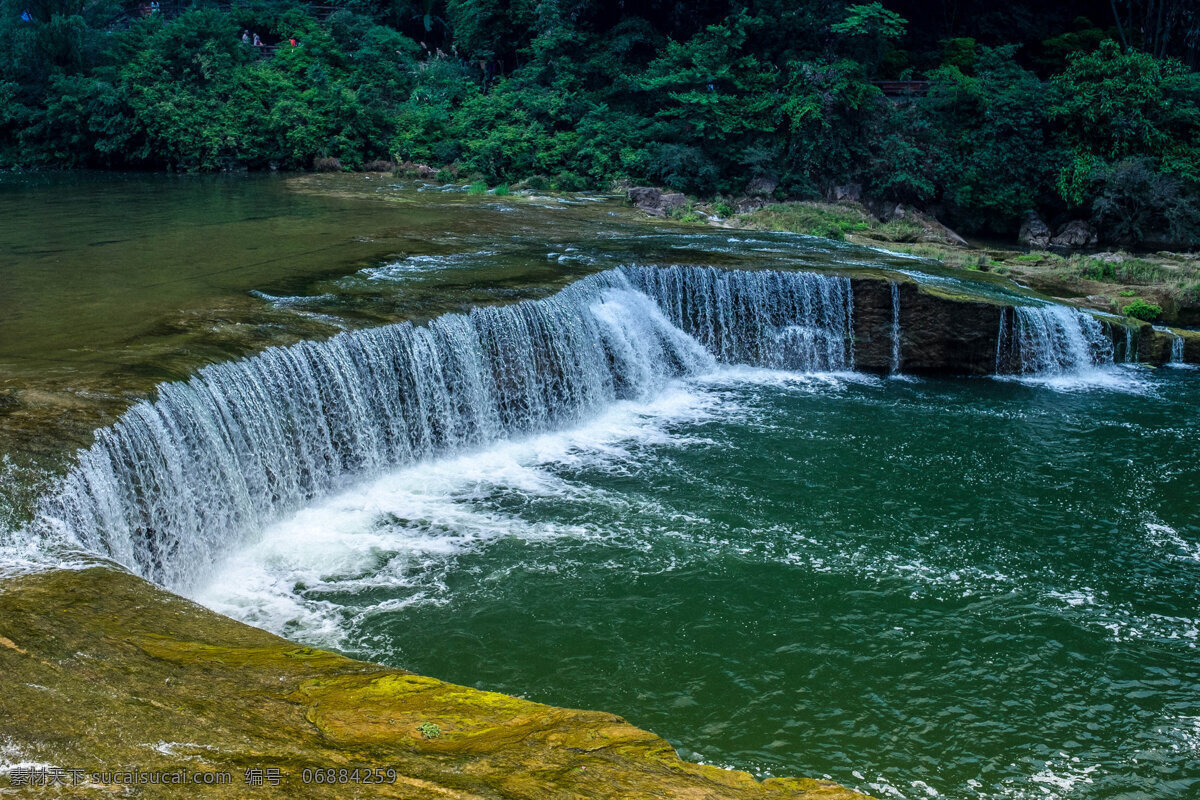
1, 173, 1197, 800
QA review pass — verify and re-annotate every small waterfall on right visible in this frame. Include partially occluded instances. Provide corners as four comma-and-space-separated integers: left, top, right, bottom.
995, 305, 1115, 376
1155, 326, 1186, 366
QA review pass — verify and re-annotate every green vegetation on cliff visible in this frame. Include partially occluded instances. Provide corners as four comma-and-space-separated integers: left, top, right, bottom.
2, 0, 1199, 244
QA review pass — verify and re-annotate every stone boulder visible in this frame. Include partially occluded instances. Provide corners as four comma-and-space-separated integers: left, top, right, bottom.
1018, 213, 1051, 248
827, 183, 862, 204
398, 161, 439, 179
627, 187, 687, 217
885, 204, 969, 247
735, 196, 767, 214
1051, 220, 1098, 249
746, 175, 779, 197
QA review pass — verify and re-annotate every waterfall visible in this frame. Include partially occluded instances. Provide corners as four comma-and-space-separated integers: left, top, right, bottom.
995, 305, 1115, 375
1123, 326, 1137, 363
890, 282, 902, 375
620, 266, 854, 371
28, 266, 855, 588
1155, 326, 1186, 365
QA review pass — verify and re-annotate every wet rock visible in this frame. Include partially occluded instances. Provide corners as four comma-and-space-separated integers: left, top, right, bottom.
851, 278, 1005, 375
627, 187, 687, 217
1051, 220, 1098, 249
827, 183, 862, 204
746, 175, 779, 197
1183, 330, 1200, 363
0, 567, 870, 800
1018, 212, 1051, 248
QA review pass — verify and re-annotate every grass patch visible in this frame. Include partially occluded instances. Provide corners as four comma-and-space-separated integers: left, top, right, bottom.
467, 181, 488, 195
738, 202, 874, 241
492, 183, 510, 196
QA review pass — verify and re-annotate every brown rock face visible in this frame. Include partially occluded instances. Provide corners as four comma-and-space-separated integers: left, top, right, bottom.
627, 187, 687, 217
1018, 213, 1051, 248
1050, 220, 1098, 249
0, 567, 872, 800
851, 279, 1004, 375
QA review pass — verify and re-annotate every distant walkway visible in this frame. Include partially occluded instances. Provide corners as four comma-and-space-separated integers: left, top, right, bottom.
872, 80, 931, 97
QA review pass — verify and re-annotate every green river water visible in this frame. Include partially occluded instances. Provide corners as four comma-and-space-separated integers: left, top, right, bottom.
2, 174, 1198, 800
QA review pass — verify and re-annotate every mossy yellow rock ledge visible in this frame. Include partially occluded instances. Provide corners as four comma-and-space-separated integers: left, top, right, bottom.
0, 567, 871, 799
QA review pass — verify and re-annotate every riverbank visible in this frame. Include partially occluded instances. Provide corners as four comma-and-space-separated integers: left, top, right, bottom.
0, 565, 868, 799
703, 199, 1200, 327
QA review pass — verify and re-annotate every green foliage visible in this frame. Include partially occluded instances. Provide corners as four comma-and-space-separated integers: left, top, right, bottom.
416, 721, 441, 739
1121, 298, 1162, 320
831, 3, 907, 40
466, 181, 487, 194
492, 183, 510, 195
1, 0, 1197, 248
941, 38, 977, 74
1051, 41, 1199, 164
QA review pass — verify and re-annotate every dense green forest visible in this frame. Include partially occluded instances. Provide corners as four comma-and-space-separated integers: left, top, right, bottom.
2, 0, 1199, 242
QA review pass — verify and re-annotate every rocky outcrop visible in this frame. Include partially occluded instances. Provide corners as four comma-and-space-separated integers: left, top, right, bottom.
869, 203, 969, 247
1141, 325, 1200, 364
1050, 220, 1098, 249
851, 279, 1004, 375
627, 187, 687, 217
826, 183, 862, 204
852, 276, 1198, 372
397, 161, 440, 179
746, 176, 779, 197
1018, 213, 1051, 248
0, 567, 870, 800
735, 196, 768, 213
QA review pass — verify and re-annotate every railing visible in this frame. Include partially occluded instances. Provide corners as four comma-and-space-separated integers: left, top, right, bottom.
871, 80, 931, 97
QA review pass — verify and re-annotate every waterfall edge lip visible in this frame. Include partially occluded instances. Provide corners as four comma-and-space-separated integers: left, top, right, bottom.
18, 266, 857, 591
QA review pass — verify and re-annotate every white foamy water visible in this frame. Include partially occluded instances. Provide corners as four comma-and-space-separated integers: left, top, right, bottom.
357, 250, 499, 281
189, 368, 874, 646
189, 380, 735, 644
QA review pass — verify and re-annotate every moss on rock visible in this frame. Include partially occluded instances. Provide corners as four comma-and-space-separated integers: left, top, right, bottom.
0, 567, 871, 799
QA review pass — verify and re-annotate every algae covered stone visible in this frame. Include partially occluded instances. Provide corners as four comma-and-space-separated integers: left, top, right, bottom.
0, 567, 871, 799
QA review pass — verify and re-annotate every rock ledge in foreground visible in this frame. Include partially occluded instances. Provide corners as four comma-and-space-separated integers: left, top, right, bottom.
0, 567, 872, 800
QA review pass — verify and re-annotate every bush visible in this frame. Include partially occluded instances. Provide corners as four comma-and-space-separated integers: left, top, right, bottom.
466, 181, 487, 194
1121, 298, 1162, 321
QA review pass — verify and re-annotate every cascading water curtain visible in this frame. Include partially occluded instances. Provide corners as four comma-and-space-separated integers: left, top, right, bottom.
995, 305, 1115, 375
29, 266, 856, 588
